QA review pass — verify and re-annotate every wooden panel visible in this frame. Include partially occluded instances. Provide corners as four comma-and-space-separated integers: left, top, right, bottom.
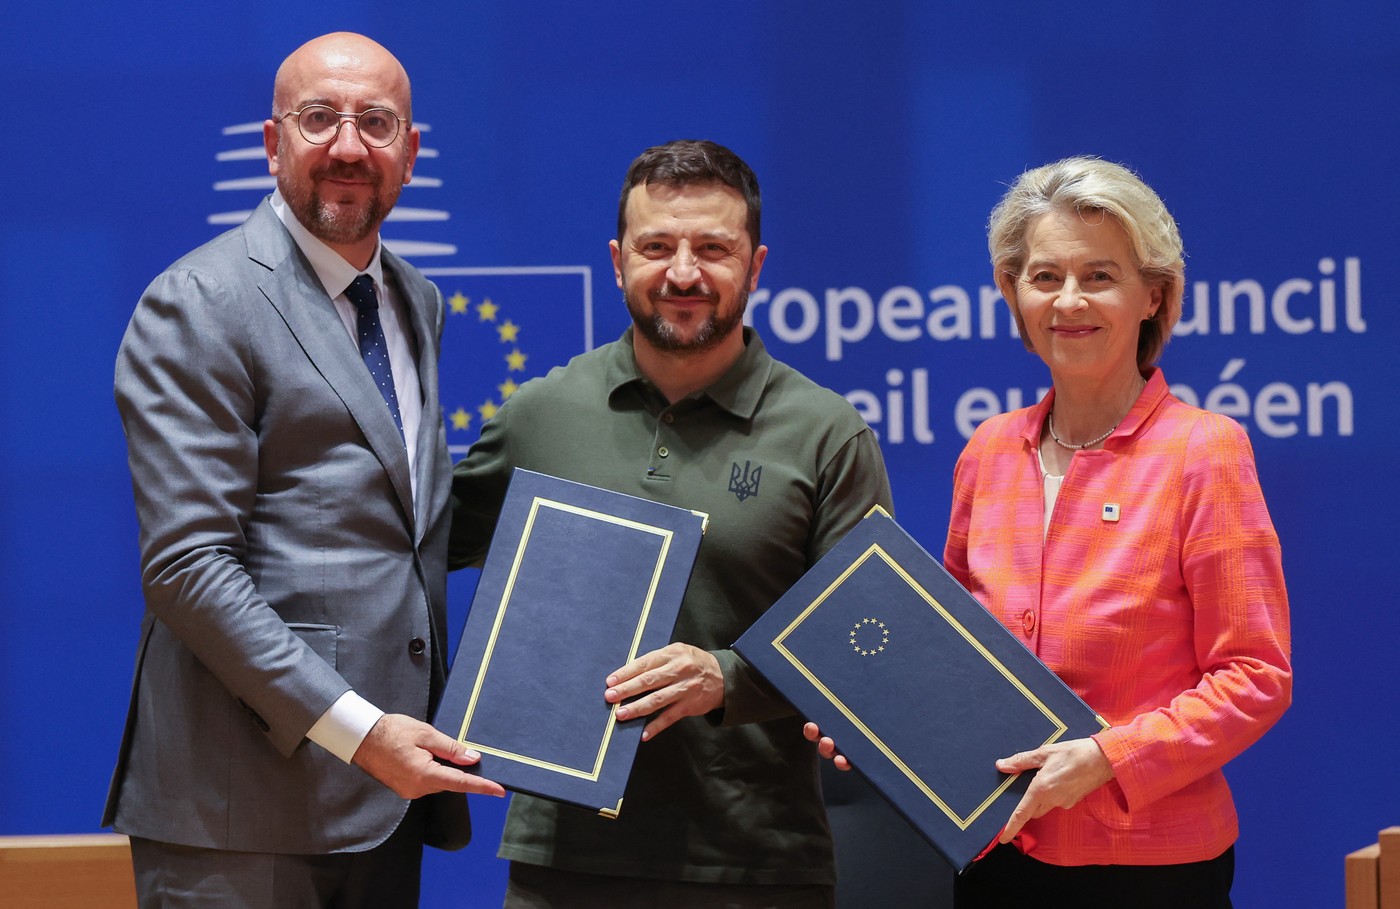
1379, 828, 1400, 909
1349, 843, 1382, 909
0, 834, 137, 909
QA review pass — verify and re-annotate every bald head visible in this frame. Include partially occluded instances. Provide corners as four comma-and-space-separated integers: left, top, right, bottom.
264, 31, 420, 267
273, 32, 412, 122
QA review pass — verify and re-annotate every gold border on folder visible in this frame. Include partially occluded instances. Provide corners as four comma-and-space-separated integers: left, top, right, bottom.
771, 542, 1108, 831
455, 495, 675, 782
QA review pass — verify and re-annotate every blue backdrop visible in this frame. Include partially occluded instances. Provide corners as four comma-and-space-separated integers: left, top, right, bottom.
4, 3, 1396, 907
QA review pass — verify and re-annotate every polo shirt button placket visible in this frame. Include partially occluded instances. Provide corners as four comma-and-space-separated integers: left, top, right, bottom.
648, 410, 675, 478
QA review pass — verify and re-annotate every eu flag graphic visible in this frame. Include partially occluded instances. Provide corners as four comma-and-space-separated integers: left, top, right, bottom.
427, 267, 594, 456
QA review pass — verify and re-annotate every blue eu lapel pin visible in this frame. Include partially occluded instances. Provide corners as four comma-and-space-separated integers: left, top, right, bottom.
1102, 502, 1121, 523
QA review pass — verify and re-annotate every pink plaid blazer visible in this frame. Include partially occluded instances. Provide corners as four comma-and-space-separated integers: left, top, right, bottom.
945, 369, 1292, 866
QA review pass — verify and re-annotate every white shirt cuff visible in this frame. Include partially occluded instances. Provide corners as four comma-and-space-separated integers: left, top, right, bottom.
306, 690, 384, 764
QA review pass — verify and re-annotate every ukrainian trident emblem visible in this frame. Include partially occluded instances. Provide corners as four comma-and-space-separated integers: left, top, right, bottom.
728, 460, 762, 502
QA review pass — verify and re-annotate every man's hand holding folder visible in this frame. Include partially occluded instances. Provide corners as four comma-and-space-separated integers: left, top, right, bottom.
606, 643, 725, 741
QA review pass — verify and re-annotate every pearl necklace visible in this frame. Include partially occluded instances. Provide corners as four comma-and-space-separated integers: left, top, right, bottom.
1046, 411, 1116, 450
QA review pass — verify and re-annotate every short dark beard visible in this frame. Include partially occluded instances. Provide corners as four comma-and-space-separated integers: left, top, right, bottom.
624, 265, 753, 354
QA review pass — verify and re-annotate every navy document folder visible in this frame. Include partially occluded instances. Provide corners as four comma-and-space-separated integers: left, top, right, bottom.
733, 509, 1107, 871
434, 469, 707, 817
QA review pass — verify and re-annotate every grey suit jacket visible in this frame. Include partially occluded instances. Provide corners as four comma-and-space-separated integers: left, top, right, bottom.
105, 199, 469, 854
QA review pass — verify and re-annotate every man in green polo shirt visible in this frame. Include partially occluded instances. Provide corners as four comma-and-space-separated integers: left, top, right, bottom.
449, 139, 892, 908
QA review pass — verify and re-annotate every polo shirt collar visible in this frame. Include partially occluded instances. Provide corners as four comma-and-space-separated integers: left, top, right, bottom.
606, 326, 775, 419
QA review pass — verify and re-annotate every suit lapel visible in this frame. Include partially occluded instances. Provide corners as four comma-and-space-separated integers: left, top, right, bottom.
386, 250, 446, 547
244, 202, 417, 529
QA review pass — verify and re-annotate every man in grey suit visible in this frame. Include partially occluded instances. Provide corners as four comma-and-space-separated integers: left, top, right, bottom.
106, 32, 503, 908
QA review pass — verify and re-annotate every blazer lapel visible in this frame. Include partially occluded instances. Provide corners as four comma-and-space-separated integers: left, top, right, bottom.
244, 202, 416, 528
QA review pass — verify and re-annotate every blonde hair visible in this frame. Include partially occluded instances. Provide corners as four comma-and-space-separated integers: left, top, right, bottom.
987, 156, 1185, 370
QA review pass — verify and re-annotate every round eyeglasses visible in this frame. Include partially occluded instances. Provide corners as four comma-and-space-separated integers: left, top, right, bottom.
274, 105, 408, 148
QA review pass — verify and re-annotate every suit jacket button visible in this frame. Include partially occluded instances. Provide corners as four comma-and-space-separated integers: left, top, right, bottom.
1022, 610, 1036, 636
408, 637, 426, 656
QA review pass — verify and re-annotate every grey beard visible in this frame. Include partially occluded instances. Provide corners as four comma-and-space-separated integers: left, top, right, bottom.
302, 191, 384, 246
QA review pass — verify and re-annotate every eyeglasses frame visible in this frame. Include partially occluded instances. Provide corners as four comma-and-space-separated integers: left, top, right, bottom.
272, 104, 410, 149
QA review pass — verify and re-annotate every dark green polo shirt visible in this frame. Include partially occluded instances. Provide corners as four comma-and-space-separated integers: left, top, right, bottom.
450, 328, 892, 885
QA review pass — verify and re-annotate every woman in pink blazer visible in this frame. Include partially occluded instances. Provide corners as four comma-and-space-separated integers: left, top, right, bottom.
812, 157, 1291, 908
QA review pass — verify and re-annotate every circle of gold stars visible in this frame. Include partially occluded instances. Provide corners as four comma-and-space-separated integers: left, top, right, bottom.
446, 290, 529, 433
849, 618, 890, 657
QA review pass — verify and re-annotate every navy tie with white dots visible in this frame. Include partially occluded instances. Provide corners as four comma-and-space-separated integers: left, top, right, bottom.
344, 274, 405, 443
